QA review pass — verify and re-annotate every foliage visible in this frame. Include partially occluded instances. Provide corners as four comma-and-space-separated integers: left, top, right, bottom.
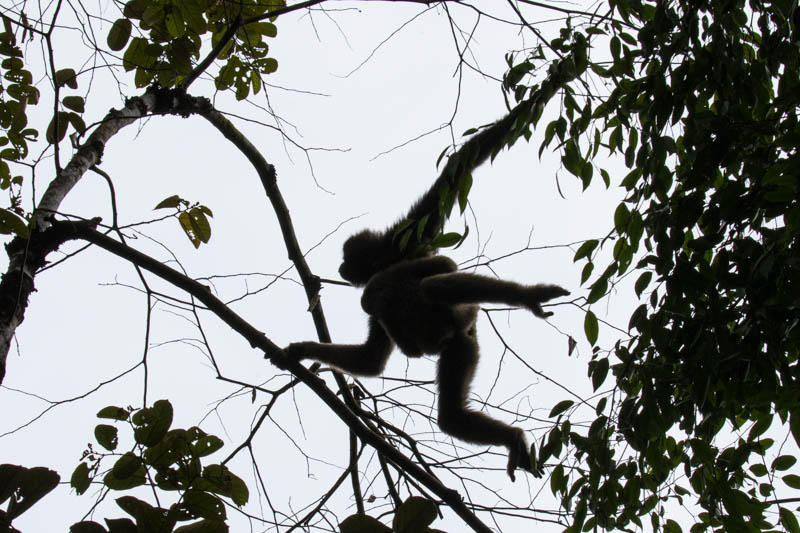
0, 464, 60, 532
68, 399, 247, 533
339, 496, 447, 533
506, 0, 800, 530
113, 0, 284, 96
154, 195, 214, 248
0, 22, 35, 238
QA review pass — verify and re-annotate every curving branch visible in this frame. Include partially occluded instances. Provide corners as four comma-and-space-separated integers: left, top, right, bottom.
53, 221, 490, 533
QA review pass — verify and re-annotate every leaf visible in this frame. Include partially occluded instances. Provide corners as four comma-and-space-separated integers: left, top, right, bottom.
46, 111, 71, 143
549, 400, 574, 417
0, 207, 29, 238
781, 507, 800, 533
573, 239, 598, 262
183, 490, 226, 520
6, 466, 60, 520
62, 95, 85, 113
103, 518, 137, 533
790, 408, 800, 449
107, 19, 132, 51
111, 453, 143, 480
591, 357, 609, 391
95, 424, 119, 451
70, 463, 92, 495
97, 406, 130, 421
154, 195, 184, 210
393, 496, 437, 533
340, 514, 392, 533
430, 232, 462, 249
634, 271, 652, 298
69, 522, 107, 533
584, 310, 599, 345
132, 399, 173, 447
783, 474, 800, 489
174, 520, 228, 533
55, 68, 78, 89
194, 436, 224, 457
772, 455, 797, 471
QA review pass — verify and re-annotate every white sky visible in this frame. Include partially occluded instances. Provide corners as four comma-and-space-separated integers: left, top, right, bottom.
0, 2, 643, 531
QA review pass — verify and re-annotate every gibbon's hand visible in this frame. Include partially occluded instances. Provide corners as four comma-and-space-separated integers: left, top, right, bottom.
506, 432, 544, 481
272, 342, 313, 370
526, 285, 571, 318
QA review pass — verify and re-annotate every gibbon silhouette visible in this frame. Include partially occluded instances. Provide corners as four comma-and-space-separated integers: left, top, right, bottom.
285, 105, 569, 480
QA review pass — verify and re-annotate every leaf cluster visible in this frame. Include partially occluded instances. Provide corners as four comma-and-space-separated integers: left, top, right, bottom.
0, 27, 36, 238
339, 496, 447, 533
507, 0, 800, 529
111, 0, 284, 96
69, 399, 248, 533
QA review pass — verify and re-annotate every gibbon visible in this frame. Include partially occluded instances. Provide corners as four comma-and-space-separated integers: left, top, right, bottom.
285, 106, 568, 480
286, 251, 568, 480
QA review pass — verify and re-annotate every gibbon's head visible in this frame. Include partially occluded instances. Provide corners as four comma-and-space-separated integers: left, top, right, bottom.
339, 229, 387, 286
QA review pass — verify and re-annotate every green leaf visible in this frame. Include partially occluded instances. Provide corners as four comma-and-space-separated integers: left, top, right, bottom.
132, 399, 173, 447
174, 519, 227, 533
340, 514, 392, 533
5, 466, 60, 520
112, 453, 143, 480
584, 310, 599, 345
430, 232, 462, 249
749, 463, 768, 477
634, 271, 651, 298
165, 11, 186, 38
591, 357, 609, 391
107, 18, 132, 51
573, 239, 598, 262
70, 463, 92, 495
783, 474, 800, 489
95, 424, 119, 451
193, 435, 224, 457
781, 507, 800, 533
393, 496, 437, 533
772, 455, 797, 471
61, 95, 85, 113
586, 277, 607, 304
549, 400, 574, 417
55, 68, 78, 89
790, 408, 800, 449
0, 208, 29, 238
69, 521, 107, 533
97, 405, 130, 421
45, 111, 70, 144
184, 490, 226, 520
154, 195, 184, 210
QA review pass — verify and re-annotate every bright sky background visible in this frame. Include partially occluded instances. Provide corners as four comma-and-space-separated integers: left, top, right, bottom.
0, 2, 640, 531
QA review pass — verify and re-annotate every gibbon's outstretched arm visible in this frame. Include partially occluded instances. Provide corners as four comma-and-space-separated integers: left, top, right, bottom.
339, 101, 534, 286
421, 273, 570, 318
285, 317, 394, 376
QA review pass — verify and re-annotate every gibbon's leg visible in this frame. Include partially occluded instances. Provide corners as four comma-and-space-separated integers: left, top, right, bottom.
421, 273, 569, 318
283, 317, 394, 376
436, 327, 540, 480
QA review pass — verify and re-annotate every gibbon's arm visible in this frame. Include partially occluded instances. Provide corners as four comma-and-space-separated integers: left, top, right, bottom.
284, 317, 394, 376
421, 273, 570, 318
387, 255, 458, 278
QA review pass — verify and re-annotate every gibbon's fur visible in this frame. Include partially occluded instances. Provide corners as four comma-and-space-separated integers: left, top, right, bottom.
286, 106, 569, 480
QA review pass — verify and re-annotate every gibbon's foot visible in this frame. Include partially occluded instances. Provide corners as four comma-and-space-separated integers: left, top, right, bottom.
525, 285, 570, 318
506, 430, 543, 481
